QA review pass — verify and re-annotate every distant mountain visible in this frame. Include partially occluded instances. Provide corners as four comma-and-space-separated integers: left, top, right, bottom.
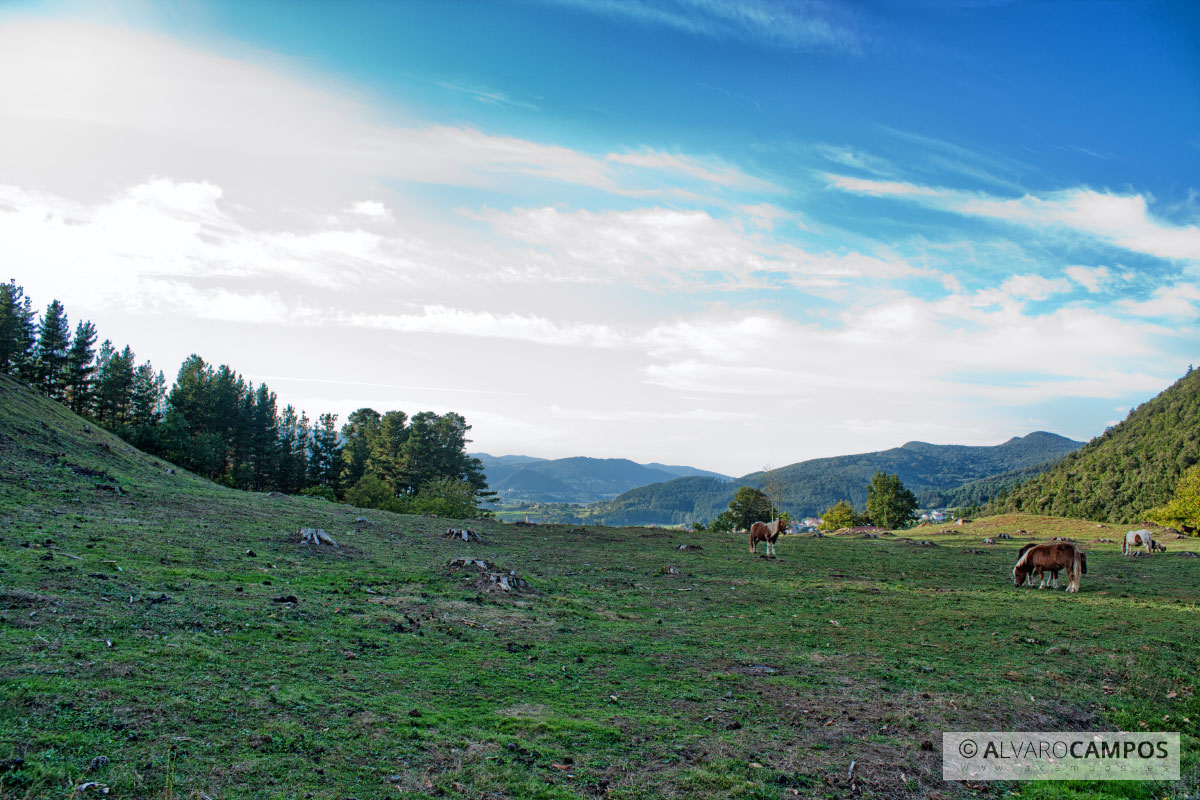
471, 453, 730, 504
987, 368, 1200, 523
583, 432, 1084, 526
643, 462, 731, 480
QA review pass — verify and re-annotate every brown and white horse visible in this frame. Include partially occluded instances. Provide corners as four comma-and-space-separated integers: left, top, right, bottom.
1013, 542, 1087, 593
749, 519, 786, 558
1122, 529, 1159, 555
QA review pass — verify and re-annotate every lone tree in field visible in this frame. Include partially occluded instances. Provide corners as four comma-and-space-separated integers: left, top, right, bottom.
727, 486, 774, 530
865, 471, 918, 530
819, 500, 859, 531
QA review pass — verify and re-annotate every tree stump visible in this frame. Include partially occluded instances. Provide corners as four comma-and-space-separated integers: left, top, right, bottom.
299, 528, 339, 547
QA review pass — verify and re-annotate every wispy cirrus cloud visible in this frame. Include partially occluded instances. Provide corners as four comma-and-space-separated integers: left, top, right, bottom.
827, 175, 1200, 262
340, 306, 628, 348
535, 0, 862, 53
0, 19, 776, 212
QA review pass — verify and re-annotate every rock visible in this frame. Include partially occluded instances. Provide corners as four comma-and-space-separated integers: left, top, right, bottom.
271, 595, 299, 604
87, 756, 109, 771
983, 538, 996, 544
266, 491, 288, 499
661, 565, 681, 575
1046, 645, 1069, 655
1177, 551, 1198, 558
997, 533, 1012, 539
676, 544, 702, 550
166, 468, 175, 475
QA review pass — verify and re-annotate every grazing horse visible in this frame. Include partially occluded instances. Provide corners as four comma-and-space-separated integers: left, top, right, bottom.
1014, 542, 1064, 587
1015, 543, 1042, 586
749, 519, 785, 558
1013, 542, 1087, 593
1123, 529, 1158, 556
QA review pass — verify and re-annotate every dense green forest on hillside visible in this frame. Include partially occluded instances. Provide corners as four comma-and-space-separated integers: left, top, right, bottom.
0, 279, 490, 515
986, 366, 1200, 523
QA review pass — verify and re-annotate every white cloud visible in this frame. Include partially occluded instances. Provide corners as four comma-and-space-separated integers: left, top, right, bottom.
342, 306, 629, 348
827, 175, 1200, 262
348, 201, 391, 218
472, 205, 931, 289
0, 19, 776, 212
1117, 283, 1200, 320
1065, 265, 1113, 293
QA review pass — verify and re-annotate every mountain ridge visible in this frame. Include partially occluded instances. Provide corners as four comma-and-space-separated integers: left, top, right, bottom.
579, 431, 1084, 526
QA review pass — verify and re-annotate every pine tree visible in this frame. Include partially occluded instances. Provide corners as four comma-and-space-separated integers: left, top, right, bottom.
65, 320, 98, 415
0, 280, 37, 377
128, 362, 166, 448
367, 410, 409, 496
341, 408, 381, 489
308, 412, 342, 494
276, 406, 311, 494
94, 343, 136, 428
35, 300, 72, 399
247, 383, 279, 491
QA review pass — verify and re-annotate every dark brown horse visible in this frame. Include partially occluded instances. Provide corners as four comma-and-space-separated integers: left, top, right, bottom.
1013, 542, 1087, 593
749, 519, 785, 558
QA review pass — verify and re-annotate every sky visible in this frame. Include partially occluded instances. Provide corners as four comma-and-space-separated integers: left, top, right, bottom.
1, 0, 1198, 476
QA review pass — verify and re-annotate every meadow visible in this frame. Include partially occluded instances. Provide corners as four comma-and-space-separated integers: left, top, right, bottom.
1, 378, 1198, 799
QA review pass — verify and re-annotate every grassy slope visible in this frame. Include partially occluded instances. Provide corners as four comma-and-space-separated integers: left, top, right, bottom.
1, 376, 1198, 799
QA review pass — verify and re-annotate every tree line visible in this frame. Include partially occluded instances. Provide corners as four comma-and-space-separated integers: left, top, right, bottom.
983, 365, 1200, 524
705, 471, 920, 532
0, 280, 492, 517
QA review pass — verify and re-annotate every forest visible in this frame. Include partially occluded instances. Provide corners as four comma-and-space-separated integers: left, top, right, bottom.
985, 366, 1200, 524
0, 279, 491, 516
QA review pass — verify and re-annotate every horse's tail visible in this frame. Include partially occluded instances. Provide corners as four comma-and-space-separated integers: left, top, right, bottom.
1080, 551, 1087, 575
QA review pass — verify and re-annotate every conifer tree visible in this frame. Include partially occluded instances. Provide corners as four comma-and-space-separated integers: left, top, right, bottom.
35, 300, 72, 399
65, 320, 98, 414
308, 412, 342, 494
0, 280, 37, 377
341, 408, 381, 489
95, 343, 136, 428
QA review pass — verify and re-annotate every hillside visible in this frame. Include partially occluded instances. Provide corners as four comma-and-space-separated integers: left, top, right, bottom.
2, 373, 1198, 799
472, 453, 730, 503
987, 366, 1200, 523
587, 431, 1084, 525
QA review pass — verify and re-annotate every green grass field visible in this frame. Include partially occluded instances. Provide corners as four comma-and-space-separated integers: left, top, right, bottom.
2, 376, 1198, 799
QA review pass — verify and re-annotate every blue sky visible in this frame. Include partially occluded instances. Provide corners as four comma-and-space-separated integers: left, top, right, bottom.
1, 0, 1198, 474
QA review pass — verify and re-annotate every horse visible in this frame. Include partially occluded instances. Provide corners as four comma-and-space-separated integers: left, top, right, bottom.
1013, 542, 1087, 593
1014, 542, 1063, 587
749, 519, 786, 558
1015, 542, 1041, 586
1122, 529, 1156, 556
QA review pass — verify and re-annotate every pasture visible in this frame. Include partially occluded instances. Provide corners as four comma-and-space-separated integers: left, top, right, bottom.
1, 384, 1198, 798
